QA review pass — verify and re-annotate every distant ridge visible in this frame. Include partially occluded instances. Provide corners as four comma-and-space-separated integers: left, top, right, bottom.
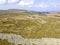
0, 9, 60, 15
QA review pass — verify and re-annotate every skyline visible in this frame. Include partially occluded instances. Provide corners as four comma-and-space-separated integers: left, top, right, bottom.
0, 0, 60, 12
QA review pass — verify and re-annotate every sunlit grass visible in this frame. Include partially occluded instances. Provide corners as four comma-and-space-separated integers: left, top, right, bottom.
0, 15, 60, 38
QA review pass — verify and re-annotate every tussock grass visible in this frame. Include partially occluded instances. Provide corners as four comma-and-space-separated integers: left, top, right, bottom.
0, 39, 14, 45
0, 15, 60, 38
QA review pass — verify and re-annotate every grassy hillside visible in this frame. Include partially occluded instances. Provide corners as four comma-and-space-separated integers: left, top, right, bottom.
0, 10, 60, 38
0, 14, 60, 38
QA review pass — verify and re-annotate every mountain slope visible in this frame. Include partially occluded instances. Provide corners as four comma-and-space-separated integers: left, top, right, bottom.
0, 9, 60, 38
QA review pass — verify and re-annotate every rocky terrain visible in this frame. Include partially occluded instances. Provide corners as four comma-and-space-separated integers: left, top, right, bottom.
0, 33, 60, 45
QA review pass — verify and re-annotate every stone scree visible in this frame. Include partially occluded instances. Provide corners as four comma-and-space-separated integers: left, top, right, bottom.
0, 33, 60, 45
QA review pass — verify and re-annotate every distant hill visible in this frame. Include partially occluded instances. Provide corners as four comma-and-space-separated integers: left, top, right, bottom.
0, 9, 39, 16
0, 9, 60, 17
0, 9, 51, 15
46, 13, 60, 17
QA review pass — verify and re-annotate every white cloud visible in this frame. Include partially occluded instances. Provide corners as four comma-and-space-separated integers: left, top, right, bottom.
31, 3, 48, 9
18, 0, 34, 6
8, 0, 19, 3
39, 3, 48, 8
0, 0, 6, 4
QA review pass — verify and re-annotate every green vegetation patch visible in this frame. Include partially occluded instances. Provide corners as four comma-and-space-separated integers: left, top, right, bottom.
0, 39, 14, 45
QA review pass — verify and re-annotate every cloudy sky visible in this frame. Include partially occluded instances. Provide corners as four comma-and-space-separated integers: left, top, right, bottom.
0, 0, 60, 12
